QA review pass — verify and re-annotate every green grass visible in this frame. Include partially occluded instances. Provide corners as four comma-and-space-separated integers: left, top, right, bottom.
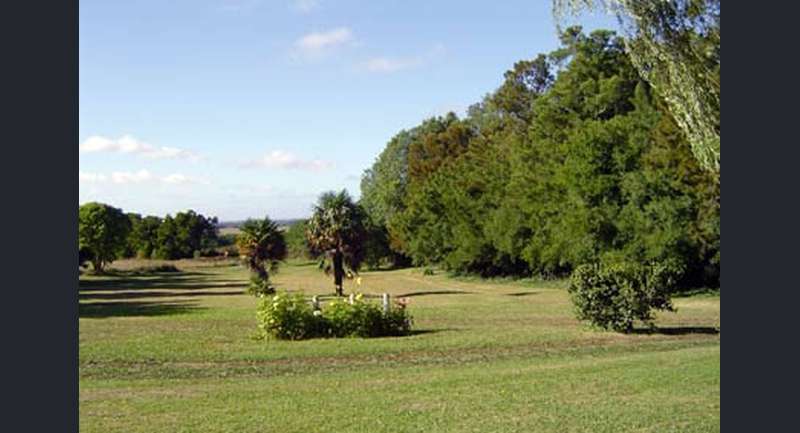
79, 259, 720, 432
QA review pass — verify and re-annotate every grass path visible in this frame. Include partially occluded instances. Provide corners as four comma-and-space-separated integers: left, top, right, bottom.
79, 259, 720, 432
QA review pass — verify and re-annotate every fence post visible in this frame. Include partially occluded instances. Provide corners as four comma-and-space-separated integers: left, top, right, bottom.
311, 295, 320, 311
348, 293, 355, 304
382, 293, 390, 314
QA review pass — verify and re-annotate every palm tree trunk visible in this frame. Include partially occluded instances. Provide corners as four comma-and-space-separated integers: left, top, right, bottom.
333, 248, 344, 296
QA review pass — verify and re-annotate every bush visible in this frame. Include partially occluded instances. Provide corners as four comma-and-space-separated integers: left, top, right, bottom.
256, 292, 412, 340
568, 261, 683, 332
247, 275, 275, 297
256, 292, 322, 340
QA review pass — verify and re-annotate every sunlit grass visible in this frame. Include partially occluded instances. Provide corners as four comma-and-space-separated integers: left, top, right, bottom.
79, 258, 720, 432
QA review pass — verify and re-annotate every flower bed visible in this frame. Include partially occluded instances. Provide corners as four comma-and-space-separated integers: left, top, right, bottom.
256, 292, 412, 340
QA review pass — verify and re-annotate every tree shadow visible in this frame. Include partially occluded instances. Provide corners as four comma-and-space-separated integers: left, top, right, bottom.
79, 276, 245, 291
360, 328, 455, 340
79, 300, 204, 319
396, 290, 473, 298
404, 328, 454, 336
631, 326, 720, 335
79, 290, 244, 300
506, 291, 539, 297
672, 287, 721, 298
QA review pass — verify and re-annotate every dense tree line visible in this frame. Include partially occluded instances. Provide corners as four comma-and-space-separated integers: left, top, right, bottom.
79, 202, 221, 271
360, 27, 719, 287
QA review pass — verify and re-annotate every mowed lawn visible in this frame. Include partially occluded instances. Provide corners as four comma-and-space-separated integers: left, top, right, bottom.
79, 259, 720, 433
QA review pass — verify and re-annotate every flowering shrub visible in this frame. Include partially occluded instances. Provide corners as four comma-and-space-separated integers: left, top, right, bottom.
256, 292, 412, 340
256, 292, 323, 340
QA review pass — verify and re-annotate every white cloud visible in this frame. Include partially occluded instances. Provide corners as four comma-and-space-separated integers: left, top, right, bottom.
361, 43, 446, 74
111, 169, 153, 184
242, 150, 333, 171
79, 170, 208, 186
291, 0, 319, 14
362, 57, 422, 73
293, 27, 353, 60
79, 171, 107, 183
79, 135, 200, 161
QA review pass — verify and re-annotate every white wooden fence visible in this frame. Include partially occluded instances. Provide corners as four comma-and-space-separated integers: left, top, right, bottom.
310, 293, 392, 313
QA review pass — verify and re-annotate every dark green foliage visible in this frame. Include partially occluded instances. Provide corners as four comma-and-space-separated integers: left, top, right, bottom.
284, 219, 311, 259
359, 27, 719, 288
79, 246, 93, 269
79, 202, 132, 273
152, 211, 219, 260
306, 190, 368, 295
568, 261, 683, 332
124, 264, 182, 275
256, 292, 412, 340
256, 292, 321, 340
237, 216, 287, 296
128, 215, 163, 258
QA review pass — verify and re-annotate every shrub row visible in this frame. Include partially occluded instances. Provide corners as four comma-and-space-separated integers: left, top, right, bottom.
256, 292, 412, 340
568, 260, 684, 332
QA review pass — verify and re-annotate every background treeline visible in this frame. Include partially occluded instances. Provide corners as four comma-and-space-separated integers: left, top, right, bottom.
125, 210, 223, 259
359, 27, 720, 288
79, 202, 228, 271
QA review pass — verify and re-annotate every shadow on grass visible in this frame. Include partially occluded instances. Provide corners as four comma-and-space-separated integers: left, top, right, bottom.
350, 328, 455, 340
79, 276, 245, 291
506, 291, 540, 297
396, 290, 473, 298
79, 290, 244, 300
632, 326, 720, 335
672, 287, 721, 298
405, 328, 453, 336
79, 300, 204, 318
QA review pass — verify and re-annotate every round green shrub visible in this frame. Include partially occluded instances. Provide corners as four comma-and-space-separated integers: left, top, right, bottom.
568, 261, 683, 332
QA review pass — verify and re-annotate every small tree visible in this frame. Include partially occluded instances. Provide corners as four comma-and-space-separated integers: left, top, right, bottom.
568, 261, 683, 332
78, 202, 131, 273
236, 216, 287, 296
306, 190, 368, 296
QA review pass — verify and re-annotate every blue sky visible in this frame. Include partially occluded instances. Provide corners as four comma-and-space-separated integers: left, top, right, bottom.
79, 0, 615, 221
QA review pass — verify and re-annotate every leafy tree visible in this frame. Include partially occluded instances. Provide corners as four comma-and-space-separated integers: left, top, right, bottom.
122, 213, 142, 258
78, 202, 131, 273
152, 211, 218, 259
173, 210, 219, 258
154, 215, 179, 259
129, 216, 162, 258
360, 128, 415, 261
236, 216, 287, 296
553, 0, 720, 172
284, 219, 311, 259
79, 246, 93, 269
407, 113, 474, 188
361, 26, 719, 289
306, 190, 368, 296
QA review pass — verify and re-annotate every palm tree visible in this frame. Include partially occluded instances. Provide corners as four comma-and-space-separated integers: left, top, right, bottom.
236, 216, 287, 295
306, 190, 368, 296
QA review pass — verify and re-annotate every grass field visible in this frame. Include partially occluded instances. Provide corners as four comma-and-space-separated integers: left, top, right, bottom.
79, 259, 720, 432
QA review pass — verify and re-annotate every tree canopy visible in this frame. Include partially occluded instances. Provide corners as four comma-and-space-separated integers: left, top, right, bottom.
78, 202, 132, 272
552, 0, 720, 172
360, 27, 719, 287
306, 190, 368, 295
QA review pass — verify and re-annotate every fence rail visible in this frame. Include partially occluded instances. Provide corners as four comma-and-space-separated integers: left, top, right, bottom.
309, 293, 392, 313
